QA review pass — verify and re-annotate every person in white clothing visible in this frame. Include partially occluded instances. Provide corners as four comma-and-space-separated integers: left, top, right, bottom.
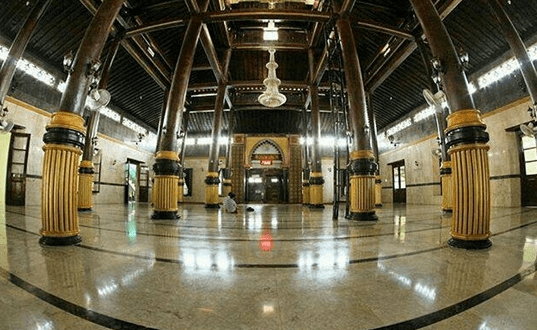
223, 192, 237, 213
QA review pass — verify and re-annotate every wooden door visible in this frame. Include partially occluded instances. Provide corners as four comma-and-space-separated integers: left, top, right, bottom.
520, 134, 537, 206
6, 133, 30, 206
264, 169, 283, 203
139, 165, 149, 202
391, 160, 406, 204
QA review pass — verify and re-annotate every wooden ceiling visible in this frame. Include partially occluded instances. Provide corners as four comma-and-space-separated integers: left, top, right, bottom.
1, 0, 537, 137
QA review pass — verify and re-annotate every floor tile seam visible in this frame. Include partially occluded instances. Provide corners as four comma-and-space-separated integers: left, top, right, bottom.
4, 223, 448, 268
4, 210, 453, 242
369, 261, 537, 330
9, 208, 533, 233
0, 267, 160, 330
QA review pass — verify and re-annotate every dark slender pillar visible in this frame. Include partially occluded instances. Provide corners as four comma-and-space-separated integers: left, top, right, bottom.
366, 93, 382, 207
410, 0, 491, 249
205, 81, 227, 208
308, 49, 324, 209
78, 35, 122, 211
39, 0, 124, 246
337, 18, 378, 221
156, 87, 170, 152
222, 105, 235, 198
177, 107, 190, 204
0, 0, 53, 108
152, 17, 203, 219
487, 0, 537, 105
416, 33, 453, 212
301, 105, 310, 206
205, 49, 231, 208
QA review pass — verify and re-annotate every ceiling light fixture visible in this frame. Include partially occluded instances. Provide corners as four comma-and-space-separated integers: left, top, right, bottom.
258, 47, 287, 108
263, 20, 278, 41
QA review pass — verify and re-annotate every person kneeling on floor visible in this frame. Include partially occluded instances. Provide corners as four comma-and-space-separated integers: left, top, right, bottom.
223, 192, 238, 213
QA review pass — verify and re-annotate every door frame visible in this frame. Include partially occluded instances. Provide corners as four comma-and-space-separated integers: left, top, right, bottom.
6, 132, 31, 206
389, 160, 406, 204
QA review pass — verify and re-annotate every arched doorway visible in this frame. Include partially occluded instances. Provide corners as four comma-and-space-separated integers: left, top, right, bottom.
246, 140, 287, 203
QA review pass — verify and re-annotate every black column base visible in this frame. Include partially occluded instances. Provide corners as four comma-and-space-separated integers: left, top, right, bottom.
205, 204, 221, 209
302, 203, 310, 207
375, 204, 383, 207
448, 238, 492, 250
309, 204, 325, 209
346, 211, 378, 221
78, 208, 92, 212
39, 235, 82, 246
151, 211, 180, 220
443, 209, 453, 213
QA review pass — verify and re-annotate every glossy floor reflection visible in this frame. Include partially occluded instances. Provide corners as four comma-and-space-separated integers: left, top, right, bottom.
1, 203, 537, 329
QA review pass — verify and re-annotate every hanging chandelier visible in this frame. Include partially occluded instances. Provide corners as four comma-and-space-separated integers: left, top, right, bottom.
258, 47, 287, 108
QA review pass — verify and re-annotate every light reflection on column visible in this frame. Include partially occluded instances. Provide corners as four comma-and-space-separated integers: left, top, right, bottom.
522, 237, 537, 270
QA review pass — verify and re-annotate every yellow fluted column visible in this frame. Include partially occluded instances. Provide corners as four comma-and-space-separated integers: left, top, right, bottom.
205, 171, 220, 208
446, 110, 491, 249
222, 178, 232, 198
302, 180, 310, 206
347, 150, 378, 221
308, 172, 324, 208
40, 112, 85, 245
375, 175, 382, 207
78, 160, 94, 211
440, 161, 453, 212
151, 151, 180, 219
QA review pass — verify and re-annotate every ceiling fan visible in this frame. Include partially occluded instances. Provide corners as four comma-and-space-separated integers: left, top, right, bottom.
520, 121, 537, 138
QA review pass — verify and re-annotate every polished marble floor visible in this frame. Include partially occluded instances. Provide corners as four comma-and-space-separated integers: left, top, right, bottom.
1, 202, 537, 329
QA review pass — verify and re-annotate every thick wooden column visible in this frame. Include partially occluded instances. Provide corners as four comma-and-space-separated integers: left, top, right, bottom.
78, 35, 122, 211
222, 106, 235, 198
0, 0, 52, 107
152, 17, 203, 219
301, 106, 310, 206
411, 0, 491, 249
487, 0, 537, 105
308, 49, 324, 208
337, 19, 378, 221
40, 0, 124, 246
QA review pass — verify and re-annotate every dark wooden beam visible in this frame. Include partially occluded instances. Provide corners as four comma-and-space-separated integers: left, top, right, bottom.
365, 0, 463, 92
204, 9, 332, 23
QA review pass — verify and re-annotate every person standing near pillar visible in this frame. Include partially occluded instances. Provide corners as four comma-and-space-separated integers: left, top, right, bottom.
40, 0, 125, 245
336, 19, 378, 221
152, 17, 203, 219
78, 34, 122, 211
308, 49, 324, 209
410, 0, 491, 249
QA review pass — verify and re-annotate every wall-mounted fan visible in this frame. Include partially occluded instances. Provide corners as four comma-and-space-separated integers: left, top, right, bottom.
423, 89, 446, 110
87, 89, 111, 111
520, 122, 537, 138
0, 107, 14, 134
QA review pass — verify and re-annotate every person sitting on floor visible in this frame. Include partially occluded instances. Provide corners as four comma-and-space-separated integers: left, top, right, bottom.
223, 192, 238, 213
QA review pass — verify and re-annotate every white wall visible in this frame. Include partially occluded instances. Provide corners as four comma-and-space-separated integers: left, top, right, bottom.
379, 97, 530, 207
4, 97, 154, 206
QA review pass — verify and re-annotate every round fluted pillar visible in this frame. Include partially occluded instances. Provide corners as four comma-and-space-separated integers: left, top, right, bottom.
205, 172, 220, 208
152, 151, 180, 219
346, 150, 378, 221
446, 110, 491, 249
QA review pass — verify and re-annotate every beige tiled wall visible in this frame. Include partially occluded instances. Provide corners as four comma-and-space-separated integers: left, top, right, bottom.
379, 97, 531, 207
4, 97, 154, 206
